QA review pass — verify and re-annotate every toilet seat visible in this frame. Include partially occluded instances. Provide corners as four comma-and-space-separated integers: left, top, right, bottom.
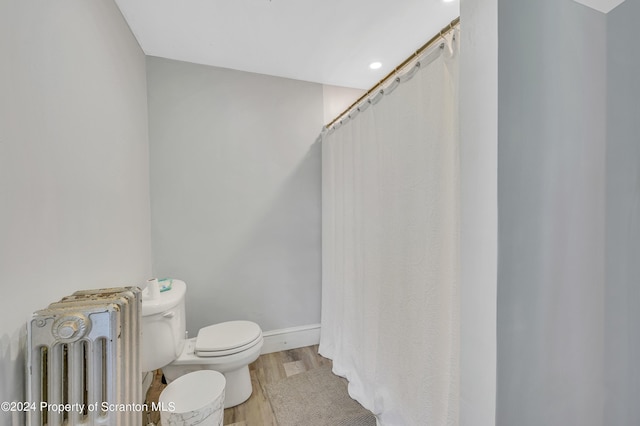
195, 320, 262, 357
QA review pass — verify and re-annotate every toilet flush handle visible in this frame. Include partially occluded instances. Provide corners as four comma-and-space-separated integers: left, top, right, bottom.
162, 311, 175, 319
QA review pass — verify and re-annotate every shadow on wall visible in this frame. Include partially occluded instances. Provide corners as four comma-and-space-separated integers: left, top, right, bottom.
187, 139, 323, 333
0, 328, 26, 426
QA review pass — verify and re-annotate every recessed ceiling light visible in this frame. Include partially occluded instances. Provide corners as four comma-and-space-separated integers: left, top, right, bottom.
369, 62, 382, 70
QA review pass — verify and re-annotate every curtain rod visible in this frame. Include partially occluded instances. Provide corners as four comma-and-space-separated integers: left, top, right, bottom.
325, 16, 460, 129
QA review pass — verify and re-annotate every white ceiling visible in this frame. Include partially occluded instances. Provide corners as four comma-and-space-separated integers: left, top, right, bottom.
114, 0, 460, 89
572, 0, 626, 13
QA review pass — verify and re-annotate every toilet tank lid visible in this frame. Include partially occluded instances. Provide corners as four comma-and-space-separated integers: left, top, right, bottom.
141, 279, 186, 316
195, 320, 262, 352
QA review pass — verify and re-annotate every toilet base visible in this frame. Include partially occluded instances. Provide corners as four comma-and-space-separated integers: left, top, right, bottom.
162, 364, 253, 409
222, 367, 252, 408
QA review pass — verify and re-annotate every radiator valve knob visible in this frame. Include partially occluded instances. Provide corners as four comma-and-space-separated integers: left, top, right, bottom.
58, 321, 78, 339
53, 314, 89, 342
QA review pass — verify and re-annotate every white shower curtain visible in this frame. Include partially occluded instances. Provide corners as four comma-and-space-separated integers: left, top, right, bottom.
319, 33, 459, 426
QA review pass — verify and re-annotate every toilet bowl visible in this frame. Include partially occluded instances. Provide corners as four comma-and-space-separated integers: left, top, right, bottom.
141, 279, 264, 409
162, 320, 264, 408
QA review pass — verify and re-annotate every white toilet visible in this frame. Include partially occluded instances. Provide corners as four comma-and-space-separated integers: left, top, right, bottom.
141, 279, 264, 408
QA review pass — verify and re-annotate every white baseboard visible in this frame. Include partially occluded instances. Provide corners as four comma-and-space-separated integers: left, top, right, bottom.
261, 324, 321, 354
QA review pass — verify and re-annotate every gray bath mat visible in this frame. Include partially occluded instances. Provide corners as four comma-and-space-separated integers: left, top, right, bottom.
265, 366, 377, 426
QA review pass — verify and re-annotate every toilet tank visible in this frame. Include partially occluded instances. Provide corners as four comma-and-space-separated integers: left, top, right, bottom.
141, 279, 187, 372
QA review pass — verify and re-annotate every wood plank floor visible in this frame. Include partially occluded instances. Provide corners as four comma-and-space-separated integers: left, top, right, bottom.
144, 344, 332, 425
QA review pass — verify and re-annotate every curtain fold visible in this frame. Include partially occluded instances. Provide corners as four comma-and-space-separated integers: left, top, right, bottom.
320, 33, 460, 426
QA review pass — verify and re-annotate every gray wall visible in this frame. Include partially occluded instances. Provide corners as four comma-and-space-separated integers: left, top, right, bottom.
0, 0, 151, 423
605, 1, 640, 424
146, 57, 323, 335
497, 1, 607, 424
459, 0, 498, 424
498, 0, 640, 424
